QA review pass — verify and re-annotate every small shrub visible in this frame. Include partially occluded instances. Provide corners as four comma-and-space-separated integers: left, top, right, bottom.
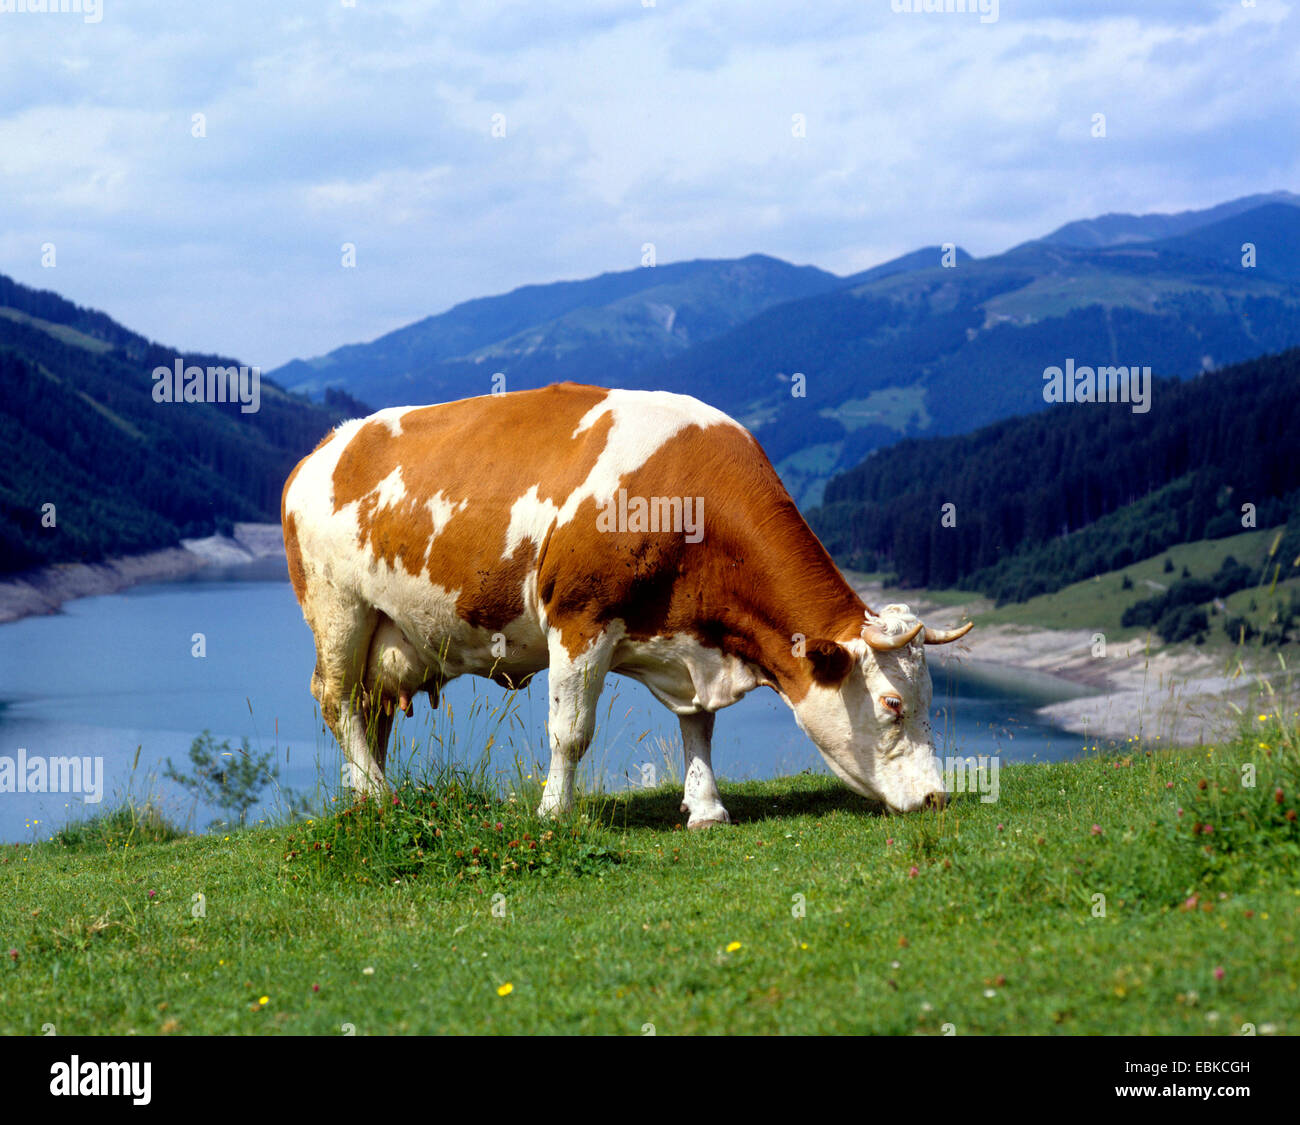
164, 731, 307, 829
283, 772, 623, 889
52, 801, 184, 850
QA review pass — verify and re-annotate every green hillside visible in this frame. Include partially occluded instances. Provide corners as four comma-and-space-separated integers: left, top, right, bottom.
0, 276, 347, 574
811, 346, 1300, 613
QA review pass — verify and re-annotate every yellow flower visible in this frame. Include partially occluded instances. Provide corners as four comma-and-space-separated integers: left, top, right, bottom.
725, 941, 742, 953
258, 995, 269, 1006
800, 942, 809, 950
497, 982, 513, 997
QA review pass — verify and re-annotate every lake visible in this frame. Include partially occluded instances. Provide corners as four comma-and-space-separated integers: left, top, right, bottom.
0, 558, 1095, 842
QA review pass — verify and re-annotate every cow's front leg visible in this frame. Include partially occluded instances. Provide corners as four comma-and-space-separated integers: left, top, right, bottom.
680, 711, 730, 829
538, 631, 613, 818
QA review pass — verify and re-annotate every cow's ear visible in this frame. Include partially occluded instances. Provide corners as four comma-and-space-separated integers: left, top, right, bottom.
807, 639, 853, 686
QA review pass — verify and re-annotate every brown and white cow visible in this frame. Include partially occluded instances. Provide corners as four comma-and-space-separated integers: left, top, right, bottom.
281, 382, 971, 825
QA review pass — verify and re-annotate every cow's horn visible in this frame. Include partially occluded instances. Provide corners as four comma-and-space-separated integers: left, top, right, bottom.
862, 620, 923, 650
923, 621, 974, 645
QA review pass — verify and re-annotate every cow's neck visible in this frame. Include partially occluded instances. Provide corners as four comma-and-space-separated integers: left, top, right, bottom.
705, 510, 866, 704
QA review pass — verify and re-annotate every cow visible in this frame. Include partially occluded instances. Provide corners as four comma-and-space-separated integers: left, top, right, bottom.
281, 382, 972, 826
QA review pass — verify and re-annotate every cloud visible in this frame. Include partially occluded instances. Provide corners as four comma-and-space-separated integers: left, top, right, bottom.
0, 0, 1295, 368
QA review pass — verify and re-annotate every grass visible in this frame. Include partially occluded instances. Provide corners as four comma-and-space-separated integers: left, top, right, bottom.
968, 527, 1277, 642
819, 384, 931, 434
3, 711, 1299, 1035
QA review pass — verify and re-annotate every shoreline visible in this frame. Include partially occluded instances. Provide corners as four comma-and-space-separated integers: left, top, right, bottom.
850, 578, 1287, 746
2, 544, 1285, 747
0, 523, 285, 625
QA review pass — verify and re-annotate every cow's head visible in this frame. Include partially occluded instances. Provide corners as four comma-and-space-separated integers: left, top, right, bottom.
792, 604, 972, 814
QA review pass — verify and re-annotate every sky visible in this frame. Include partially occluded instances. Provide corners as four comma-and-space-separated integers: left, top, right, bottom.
1, 0, 1297, 370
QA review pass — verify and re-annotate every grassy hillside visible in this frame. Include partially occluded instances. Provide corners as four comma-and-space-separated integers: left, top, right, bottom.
812, 347, 1300, 604
0, 276, 347, 574
970, 528, 1277, 638
3, 717, 1297, 1035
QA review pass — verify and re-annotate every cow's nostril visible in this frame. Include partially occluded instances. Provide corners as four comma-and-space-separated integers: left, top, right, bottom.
923, 791, 948, 811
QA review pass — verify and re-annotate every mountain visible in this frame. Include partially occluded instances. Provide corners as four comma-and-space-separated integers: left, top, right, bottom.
0, 275, 346, 574
270, 254, 841, 407
641, 199, 1300, 505
809, 346, 1300, 603
1033, 191, 1300, 250
841, 245, 972, 285
270, 193, 1300, 510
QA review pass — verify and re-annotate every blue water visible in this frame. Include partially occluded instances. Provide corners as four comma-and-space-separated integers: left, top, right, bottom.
0, 558, 1093, 841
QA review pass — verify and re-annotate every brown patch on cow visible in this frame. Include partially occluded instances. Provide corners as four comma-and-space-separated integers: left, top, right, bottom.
281, 429, 336, 604
283, 512, 308, 602
806, 639, 854, 686
329, 384, 614, 634
535, 418, 866, 700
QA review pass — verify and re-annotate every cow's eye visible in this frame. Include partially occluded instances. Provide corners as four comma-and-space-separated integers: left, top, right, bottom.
880, 694, 903, 718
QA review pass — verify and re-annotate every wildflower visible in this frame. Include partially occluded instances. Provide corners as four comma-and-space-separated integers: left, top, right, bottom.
312, 984, 320, 992
497, 982, 513, 997
362, 966, 375, 976
908, 866, 919, 878
258, 995, 269, 1006
1213, 967, 1224, 981
1090, 825, 1102, 836
148, 890, 156, 899
7, 949, 17, 962
725, 941, 742, 953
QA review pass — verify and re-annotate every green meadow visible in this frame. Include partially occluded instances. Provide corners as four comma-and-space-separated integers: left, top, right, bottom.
2, 708, 1298, 1035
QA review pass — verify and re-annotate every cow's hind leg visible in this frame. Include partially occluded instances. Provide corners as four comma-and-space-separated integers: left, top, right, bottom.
309, 600, 389, 799
680, 711, 730, 829
537, 631, 614, 818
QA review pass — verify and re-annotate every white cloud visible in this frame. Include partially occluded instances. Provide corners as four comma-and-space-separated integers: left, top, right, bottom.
0, 0, 1295, 367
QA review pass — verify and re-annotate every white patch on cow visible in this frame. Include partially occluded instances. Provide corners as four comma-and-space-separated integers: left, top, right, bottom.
426, 491, 467, 537
503, 484, 554, 560
612, 631, 762, 714
679, 711, 730, 827
537, 629, 620, 818
371, 467, 406, 510
556, 390, 742, 529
